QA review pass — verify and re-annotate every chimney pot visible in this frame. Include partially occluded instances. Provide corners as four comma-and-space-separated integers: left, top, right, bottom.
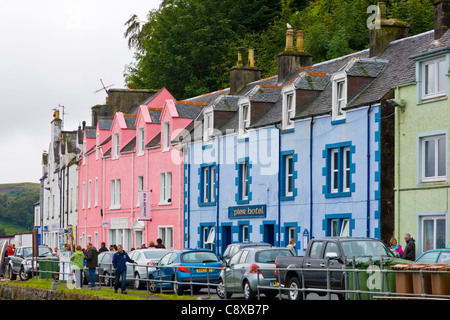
296, 30, 305, 52
248, 49, 255, 67
237, 47, 245, 67
434, 0, 450, 40
285, 29, 294, 52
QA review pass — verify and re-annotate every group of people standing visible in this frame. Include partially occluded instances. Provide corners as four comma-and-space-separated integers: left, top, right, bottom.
390, 233, 416, 261
69, 238, 165, 294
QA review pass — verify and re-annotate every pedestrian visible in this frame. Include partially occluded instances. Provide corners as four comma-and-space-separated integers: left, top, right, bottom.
85, 243, 99, 288
286, 238, 296, 255
402, 233, 416, 261
53, 247, 59, 258
154, 238, 166, 249
70, 245, 85, 289
112, 245, 137, 294
149, 241, 155, 248
109, 245, 115, 251
98, 242, 108, 253
141, 243, 147, 249
389, 237, 403, 257
6, 245, 14, 256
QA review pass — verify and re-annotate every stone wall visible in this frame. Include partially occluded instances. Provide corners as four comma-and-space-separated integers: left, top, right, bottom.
0, 283, 113, 300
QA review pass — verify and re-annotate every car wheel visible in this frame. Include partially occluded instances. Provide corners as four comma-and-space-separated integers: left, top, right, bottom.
19, 267, 29, 281
103, 272, 110, 287
173, 276, 184, 295
216, 278, 232, 299
9, 265, 16, 280
134, 273, 142, 290
148, 276, 158, 293
243, 281, 256, 300
287, 277, 303, 301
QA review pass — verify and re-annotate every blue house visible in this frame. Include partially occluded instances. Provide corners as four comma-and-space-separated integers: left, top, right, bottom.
175, 9, 422, 255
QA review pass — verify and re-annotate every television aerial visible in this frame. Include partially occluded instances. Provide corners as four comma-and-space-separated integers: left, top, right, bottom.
94, 79, 114, 94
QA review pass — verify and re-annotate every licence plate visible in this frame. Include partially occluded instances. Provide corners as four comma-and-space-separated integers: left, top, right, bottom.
270, 281, 279, 287
197, 268, 213, 273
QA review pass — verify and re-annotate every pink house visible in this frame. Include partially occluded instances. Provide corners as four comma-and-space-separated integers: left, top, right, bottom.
77, 88, 203, 250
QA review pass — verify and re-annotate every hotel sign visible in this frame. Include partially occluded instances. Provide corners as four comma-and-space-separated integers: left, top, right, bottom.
228, 204, 266, 219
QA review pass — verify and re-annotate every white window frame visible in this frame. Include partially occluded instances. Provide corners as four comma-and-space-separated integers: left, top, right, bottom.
137, 176, 143, 206
82, 182, 86, 209
110, 179, 121, 209
343, 146, 351, 192
285, 154, 294, 197
419, 214, 446, 254
331, 72, 347, 122
421, 57, 447, 100
421, 134, 446, 183
113, 133, 119, 159
330, 148, 339, 193
238, 98, 251, 139
241, 162, 249, 201
160, 172, 172, 204
203, 109, 214, 143
282, 86, 296, 130
158, 226, 173, 249
241, 225, 249, 243
163, 122, 170, 151
95, 178, 98, 207
138, 128, 145, 155
88, 180, 91, 208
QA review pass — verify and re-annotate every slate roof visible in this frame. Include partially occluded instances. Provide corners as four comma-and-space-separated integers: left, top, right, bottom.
121, 137, 136, 154
98, 117, 114, 130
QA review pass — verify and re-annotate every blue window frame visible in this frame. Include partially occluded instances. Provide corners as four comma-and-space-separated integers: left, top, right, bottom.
323, 142, 355, 198
235, 158, 252, 204
199, 163, 216, 206
323, 214, 354, 237
280, 151, 298, 201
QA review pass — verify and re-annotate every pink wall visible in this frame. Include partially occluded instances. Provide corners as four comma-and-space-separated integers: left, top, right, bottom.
78, 88, 193, 250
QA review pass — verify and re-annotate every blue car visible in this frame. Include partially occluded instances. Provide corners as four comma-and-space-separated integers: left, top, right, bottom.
147, 249, 222, 295
415, 249, 450, 264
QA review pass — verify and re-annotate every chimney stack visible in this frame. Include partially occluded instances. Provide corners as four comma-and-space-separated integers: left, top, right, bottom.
229, 47, 261, 95
277, 28, 312, 84
434, 0, 450, 39
369, 1, 410, 57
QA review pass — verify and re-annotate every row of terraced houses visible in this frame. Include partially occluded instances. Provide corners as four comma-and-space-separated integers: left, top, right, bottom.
35, 1, 450, 258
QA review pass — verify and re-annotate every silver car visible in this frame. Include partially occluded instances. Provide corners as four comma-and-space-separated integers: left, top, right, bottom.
126, 248, 171, 290
217, 247, 293, 299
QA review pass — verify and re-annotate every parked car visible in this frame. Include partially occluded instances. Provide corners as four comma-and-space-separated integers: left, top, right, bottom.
220, 242, 271, 263
275, 237, 408, 300
147, 249, 222, 295
126, 248, 171, 289
415, 248, 450, 264
7, 246, 54, 281
217, 247, 294, 300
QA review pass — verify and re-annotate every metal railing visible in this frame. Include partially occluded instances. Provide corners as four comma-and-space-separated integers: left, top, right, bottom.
5, 257, 450, 300
255, 257, 450, 300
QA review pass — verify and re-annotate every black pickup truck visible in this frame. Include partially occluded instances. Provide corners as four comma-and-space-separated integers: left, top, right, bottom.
275, 237, 405, 300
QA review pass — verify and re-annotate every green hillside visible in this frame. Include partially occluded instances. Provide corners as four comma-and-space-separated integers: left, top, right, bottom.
0, 183, 39, 236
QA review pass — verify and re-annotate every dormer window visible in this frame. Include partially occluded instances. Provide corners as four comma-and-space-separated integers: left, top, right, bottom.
138, 128, 145, 155
203, 110, 214, 143
282, 86, 295, 130
239, 100, 250, 139
422, 57, 447, 100
113, 133, 119, 159
331, 72, 347, 122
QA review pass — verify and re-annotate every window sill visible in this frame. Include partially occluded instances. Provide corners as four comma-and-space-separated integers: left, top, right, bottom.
325, 191, 351, 199
198, 202, 217, 207
109, 205, 121, 210
236, 199, 249, 205
418, 95, 447, 105
158, 202, 172, 206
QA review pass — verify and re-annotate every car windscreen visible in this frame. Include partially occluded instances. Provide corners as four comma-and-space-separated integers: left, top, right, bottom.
144, 250, 170, 259
180, 251, 219, 264
341, 240, 394, 259
23, 247, 53, 258
255, 249, 293, 263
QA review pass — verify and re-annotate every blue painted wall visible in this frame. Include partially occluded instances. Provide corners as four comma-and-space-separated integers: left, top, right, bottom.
184, 104, 381, 256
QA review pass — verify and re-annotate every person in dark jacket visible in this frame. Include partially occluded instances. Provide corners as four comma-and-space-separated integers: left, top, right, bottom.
402, 233, 416, 261
85, 243, 99, 288
112, 245, 137, 294
154, 238, 166, 249
98, 242, 108, 254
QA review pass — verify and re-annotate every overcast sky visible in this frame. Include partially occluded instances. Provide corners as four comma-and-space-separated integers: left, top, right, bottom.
0, 0, 161, 184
